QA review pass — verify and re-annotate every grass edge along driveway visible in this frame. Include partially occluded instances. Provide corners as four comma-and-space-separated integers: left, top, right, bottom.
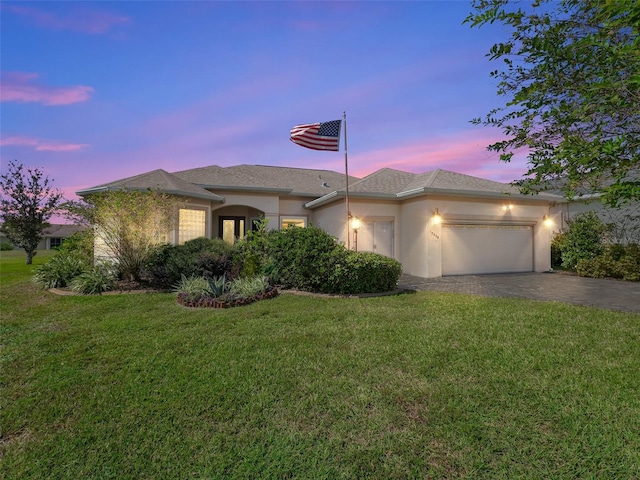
2, 251, 639, 479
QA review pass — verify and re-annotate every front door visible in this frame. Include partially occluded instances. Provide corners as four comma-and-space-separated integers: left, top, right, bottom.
219, 216, 245, 245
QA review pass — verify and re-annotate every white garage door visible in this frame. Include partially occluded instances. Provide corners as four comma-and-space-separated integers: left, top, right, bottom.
442, 224, 533, 276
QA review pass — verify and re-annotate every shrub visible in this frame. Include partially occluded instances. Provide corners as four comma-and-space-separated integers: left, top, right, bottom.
57, 229, 93, 264
208, 274, 231, 297
144, 238, 235, 288
232, 220, 278, 280
173, 274, 277, 308
561, 211, 607, 270
330, 251, 403, 294
173, 275, 213, 297
32, 252, 88, 289
619, 243, 640, 281
265, 225, 344, 292
576, 243, 640, 281
229, 276, 270, 297
0, 242, 14, 251
69, 265, 116, 294
550, 232, 566, 268
234, 223, 404, 294
576, 256, 618, 279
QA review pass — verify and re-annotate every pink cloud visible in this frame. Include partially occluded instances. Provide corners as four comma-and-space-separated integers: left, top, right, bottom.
2, 4, 131, 35
349, 129, 530, 184
0, 71, 94, 105
1, 135, 89, 152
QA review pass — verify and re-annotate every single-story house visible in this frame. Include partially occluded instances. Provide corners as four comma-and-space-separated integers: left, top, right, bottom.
77, 164, 563, 278
0, 223, 84, 250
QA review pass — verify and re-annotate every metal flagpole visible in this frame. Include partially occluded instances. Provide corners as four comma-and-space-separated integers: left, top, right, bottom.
343, 111, 351, 250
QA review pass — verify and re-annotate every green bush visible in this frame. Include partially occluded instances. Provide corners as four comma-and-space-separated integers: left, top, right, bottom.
330, 251, 403, 294
232, 220, 278, 280
550, 232, 566, 268
69, 265, 116, 294
576, 243, 640, 281
234, 224, 403, 294
561, 211, 607, 270
0, 242, 14, 251
619, 243, 640, 281
265, 225, 344, 292
144, 237, 234, 288
57, 229, 93, 264
32, 252, 89, 289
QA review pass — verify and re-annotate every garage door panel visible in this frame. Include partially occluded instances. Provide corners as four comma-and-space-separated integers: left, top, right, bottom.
442, 224, 533, 275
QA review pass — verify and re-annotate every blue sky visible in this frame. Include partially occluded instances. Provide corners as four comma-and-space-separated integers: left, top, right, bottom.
1, 1, 527, 202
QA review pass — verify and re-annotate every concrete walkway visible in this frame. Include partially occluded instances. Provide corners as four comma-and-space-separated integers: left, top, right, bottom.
398, 272, 640, 314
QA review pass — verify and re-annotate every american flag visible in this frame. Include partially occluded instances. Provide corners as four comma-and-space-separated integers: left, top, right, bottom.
290, 119, 342, 151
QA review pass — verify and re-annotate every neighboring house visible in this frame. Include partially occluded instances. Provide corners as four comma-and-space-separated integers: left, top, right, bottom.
550, 195, 640, 245
547, 169, 640, 244
77, 164, 562, 278
0, 223, 84, 250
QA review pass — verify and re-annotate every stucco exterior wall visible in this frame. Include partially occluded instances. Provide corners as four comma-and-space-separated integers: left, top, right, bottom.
311, 201, 350, 246
313, 194, 553, 278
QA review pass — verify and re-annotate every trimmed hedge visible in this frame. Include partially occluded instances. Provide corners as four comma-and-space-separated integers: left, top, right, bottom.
330, 251, 403, 294
235, 224, 403, 294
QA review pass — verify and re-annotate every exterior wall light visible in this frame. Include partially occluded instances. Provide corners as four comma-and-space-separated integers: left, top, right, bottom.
502, 204, 513, 211
543, 215, 553, 228
432, 208, 442, 224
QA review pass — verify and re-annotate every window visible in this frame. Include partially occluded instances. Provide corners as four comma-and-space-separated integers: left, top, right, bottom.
280, 216, 307, 229
179, 209, 206, 244
49, 237, 63, 249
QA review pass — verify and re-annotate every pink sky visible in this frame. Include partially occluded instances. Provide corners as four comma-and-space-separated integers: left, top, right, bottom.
1, 1, 530, 215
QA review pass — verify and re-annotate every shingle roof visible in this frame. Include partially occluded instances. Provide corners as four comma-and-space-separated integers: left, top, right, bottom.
348, 168, 419, 195
305, 168, 562, 208
173, 164, 358, 196
336, 168, 519, 195
43, 224, 85, 237
77, 164, 562, 208
76, 169, 224, 202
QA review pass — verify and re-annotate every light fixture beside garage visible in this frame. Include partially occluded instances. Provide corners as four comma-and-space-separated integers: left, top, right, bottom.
432, 208, 442, 224
543, 215, 553, 228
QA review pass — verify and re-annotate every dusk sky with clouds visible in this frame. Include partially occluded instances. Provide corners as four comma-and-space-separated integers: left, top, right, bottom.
1, 1, 528, 202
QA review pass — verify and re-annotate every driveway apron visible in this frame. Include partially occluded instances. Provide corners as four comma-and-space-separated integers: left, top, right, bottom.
398, 272, 640, 314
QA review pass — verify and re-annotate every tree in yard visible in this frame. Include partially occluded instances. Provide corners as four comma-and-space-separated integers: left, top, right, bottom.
71, 190, 181, 282
466, 0, 640, 207
0, 160, 64, 264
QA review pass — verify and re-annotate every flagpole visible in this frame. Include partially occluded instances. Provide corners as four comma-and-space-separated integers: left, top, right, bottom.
343, 111, 351, 250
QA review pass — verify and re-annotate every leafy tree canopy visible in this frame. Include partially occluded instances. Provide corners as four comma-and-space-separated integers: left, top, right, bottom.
0, 161, 64, 264
466, 0, 640, 207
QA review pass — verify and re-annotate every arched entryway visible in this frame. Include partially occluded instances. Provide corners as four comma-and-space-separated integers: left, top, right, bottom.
212, 205, 264, 245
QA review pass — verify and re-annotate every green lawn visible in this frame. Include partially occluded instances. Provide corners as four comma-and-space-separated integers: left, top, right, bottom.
2, 250, 639, 479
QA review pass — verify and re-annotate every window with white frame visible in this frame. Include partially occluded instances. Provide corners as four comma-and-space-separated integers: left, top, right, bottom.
280, 216, 307, 229
179, 208, 206, 244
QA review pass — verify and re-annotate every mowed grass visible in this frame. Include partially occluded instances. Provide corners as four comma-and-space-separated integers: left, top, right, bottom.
1, 251, 639, 479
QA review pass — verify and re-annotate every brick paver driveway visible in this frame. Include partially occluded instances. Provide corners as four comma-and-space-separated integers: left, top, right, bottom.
398, 272, 640, 314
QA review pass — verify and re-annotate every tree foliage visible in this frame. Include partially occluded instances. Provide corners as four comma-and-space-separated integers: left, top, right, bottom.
556, 211, 608, 269
0, 160, 64, 264
466, 0, 640, 206
74, 190, 181, 281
